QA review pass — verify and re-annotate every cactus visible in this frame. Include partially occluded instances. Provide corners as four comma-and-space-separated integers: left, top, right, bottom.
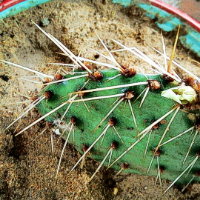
36, 67, 200, 187
3, 22, 197, 194
1, 1, 200, 199
2, 21, 200, 194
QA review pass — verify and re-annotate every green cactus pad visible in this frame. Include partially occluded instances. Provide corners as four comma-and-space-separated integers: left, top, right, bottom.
37, 69, 200, 185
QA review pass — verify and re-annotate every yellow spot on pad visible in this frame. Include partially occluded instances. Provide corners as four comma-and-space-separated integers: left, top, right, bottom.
161, 86, 197, 104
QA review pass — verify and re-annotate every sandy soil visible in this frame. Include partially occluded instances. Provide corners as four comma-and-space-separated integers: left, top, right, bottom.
0, 0, 200, 199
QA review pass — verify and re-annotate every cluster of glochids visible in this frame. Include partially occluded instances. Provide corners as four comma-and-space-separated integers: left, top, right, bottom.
2, 23, 200, 195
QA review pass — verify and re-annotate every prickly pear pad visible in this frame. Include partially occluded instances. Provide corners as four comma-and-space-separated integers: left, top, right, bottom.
38, 70, 200, 185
